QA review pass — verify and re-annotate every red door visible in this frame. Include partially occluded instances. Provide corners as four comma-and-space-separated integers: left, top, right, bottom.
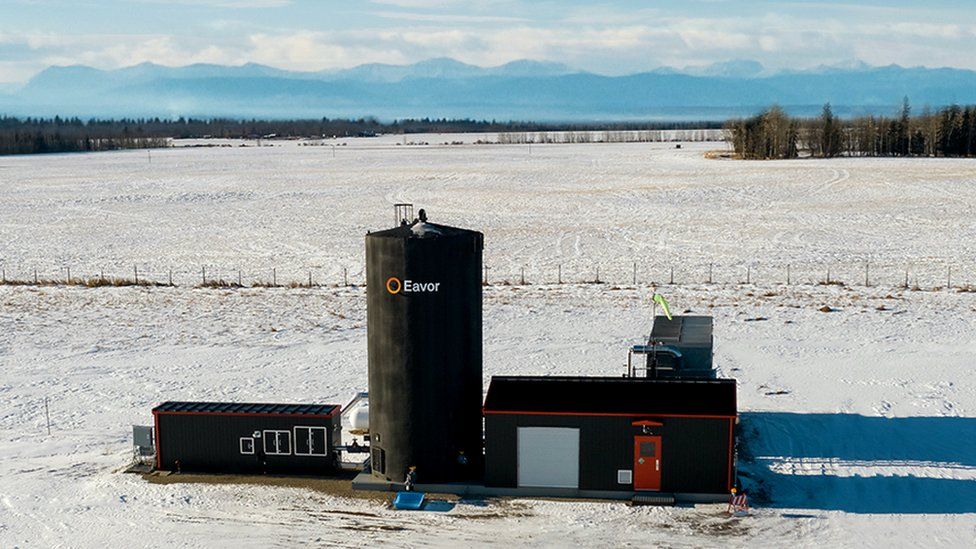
634, 436, 662, 491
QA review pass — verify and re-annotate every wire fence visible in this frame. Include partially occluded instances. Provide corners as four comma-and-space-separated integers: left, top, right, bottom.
482, 260, 976, 291
1, 259, 975, 292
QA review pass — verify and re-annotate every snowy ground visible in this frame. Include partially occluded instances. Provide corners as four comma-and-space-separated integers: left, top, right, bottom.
2, 140, 976, 547
2, 139, 975, 287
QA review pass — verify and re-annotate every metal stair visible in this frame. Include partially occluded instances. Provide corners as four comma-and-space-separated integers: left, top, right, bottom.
631, 493, 676, 506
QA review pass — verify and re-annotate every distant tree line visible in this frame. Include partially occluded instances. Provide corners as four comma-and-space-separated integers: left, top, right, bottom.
0, 116, 722, 156
725, 99, 976, 159
0, 116, 169, 156
498, 129, 720, 144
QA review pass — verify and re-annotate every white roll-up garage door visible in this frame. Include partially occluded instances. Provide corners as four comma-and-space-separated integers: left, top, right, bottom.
517, 427, 580, 489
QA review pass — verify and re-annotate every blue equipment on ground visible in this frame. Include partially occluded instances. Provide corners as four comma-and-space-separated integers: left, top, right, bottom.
393, 491, 426, 510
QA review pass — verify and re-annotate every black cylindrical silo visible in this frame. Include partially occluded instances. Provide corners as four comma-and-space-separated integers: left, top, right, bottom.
366, 212, 483, 484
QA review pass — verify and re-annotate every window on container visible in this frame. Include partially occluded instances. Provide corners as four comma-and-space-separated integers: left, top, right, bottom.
294, 426, 328, 457
240, 437, 255, 455
263, 430, 292, 455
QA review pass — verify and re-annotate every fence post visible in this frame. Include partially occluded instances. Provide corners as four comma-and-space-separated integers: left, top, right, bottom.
947, 266, 952, 289
134, 265, 139, 285
238, 270, 242, 287
169, 268, 173, 286
633, 262, 637, 285
66, 266, 71, 284
1, 267, 4, 283
273, 268, 277, 287
787, 264, 791, 285
708, 263, 713, 284
865, 261, 870, 287
669, 266, 674, 285
308, 271, 313, 287
747, 266, 751, 285
826, 267, 831, 285
558, 264, 562, 285
202, 266, 206, 285
344, 267, 348, 287
483, 265, 489, 285
521, 266, 526, 285
45, 397, 51, 435
595, 266, 601, 284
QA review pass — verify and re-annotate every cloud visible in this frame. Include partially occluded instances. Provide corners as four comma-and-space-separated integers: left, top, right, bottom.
372, 11, 528, 24
3, 3, 976, 83
135, 0, 293, 7
0, 31, 246, 76
369, 0, 465, 7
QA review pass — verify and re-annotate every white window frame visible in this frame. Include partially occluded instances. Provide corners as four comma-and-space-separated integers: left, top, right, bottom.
263, 430, 291, 455
240, 437, 255, 455
294, 426, 329, 457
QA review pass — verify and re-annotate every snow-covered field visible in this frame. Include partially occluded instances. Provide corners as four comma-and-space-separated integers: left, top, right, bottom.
2, 140, 976, 548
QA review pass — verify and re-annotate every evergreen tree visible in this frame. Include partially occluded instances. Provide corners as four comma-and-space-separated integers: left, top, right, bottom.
818, 103, 843, 158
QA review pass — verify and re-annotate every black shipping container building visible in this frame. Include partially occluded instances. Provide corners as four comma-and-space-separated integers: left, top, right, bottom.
483, 377, 736, 497
643, 315, 714, 377
627, 315, 714, 380
153, 401, 341, 475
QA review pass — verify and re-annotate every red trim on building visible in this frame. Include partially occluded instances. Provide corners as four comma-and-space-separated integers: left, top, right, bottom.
153, 410, 335, 419
727, 417, 734, 492
631, 419, 664, 427
483, 410, 736, 419
153, 410, 161, 470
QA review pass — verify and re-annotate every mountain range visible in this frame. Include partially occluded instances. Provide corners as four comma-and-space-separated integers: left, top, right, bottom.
3, 57, 976, 121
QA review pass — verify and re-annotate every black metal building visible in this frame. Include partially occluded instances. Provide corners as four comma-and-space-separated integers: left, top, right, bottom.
153, 401, 340, 475
366, 209, 484, 483
483, 377, 736, 496
631, 315, 714, 378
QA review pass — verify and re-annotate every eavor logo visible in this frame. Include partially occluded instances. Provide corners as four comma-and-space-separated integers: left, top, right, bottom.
386, 276, 441, 295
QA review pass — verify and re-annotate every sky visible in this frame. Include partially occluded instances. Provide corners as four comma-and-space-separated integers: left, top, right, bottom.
2, 0, 976, 84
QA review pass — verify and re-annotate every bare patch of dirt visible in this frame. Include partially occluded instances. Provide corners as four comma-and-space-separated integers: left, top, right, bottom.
143, 471, 390, 502
674, 510, 753, 537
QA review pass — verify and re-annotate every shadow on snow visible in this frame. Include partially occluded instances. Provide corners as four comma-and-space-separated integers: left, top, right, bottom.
739, 412, 976, 514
